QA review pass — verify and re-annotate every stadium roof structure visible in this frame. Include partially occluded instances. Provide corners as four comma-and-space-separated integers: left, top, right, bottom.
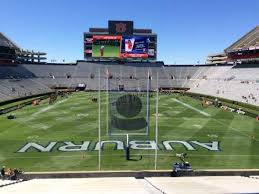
0, 32, 47, 64
0, 32, 20, 50
225, 25, 259, 53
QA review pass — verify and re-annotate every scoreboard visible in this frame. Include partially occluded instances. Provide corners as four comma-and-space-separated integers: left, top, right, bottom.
84, 21, 157, 61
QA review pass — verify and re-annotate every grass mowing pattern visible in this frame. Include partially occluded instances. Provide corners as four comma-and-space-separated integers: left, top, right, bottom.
0, 92, 259, 171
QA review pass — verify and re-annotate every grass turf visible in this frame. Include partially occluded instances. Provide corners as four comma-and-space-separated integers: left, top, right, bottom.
92, 45, 120, 58
0, 91, 259, 172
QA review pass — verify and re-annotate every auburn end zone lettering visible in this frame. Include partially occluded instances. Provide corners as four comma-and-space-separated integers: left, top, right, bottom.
17, 140, 220, 153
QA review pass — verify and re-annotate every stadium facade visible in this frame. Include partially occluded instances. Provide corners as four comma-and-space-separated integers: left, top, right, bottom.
207, 25, 259, 64
1, 21, 259, 181
0, 32, 46, 64
0, 22, 259, 108
206, 52, 228, 64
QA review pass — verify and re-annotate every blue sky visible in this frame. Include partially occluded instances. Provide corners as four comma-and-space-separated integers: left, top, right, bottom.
1, 0, 258, 64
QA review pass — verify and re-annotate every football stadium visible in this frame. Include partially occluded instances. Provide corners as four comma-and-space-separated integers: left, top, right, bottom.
1, 15, 259, 194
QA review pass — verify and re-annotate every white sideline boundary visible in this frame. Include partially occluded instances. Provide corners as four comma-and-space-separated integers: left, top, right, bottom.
172, 98, 211, 117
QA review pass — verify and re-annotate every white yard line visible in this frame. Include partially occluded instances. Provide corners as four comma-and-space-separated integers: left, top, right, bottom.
172, 98, 211, 117
32, 99, 68, 117
17, 99, 69, 123
172, 98, 253, 139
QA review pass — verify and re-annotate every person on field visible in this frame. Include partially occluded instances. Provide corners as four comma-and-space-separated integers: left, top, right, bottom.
10, 168, 19, 180
100, 45, 105, 57
1, 166, 6, 180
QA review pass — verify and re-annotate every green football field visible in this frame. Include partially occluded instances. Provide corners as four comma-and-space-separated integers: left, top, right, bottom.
92, 45, 120, 57
0, 91, 259, 172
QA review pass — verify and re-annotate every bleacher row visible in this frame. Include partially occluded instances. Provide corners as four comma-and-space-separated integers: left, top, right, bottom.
225, 25, 259, 52
190, 65, 259, 105
1, 62, 259, 106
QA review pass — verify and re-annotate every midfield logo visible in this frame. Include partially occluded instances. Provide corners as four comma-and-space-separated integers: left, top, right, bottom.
17, 140, 220, 153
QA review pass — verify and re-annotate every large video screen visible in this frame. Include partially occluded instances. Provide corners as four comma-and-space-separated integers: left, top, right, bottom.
120, 36, 149, 58
90, 35, 151, 59
92, 36, 121, 58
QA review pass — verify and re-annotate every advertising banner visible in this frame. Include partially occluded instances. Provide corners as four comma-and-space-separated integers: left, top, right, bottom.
120, 36, 149, 58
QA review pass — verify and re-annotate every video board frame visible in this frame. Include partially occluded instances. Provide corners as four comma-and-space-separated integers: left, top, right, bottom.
84, 34, 156, 61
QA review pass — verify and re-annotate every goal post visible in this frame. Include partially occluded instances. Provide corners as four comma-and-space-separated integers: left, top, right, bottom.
106, 70, 151, 136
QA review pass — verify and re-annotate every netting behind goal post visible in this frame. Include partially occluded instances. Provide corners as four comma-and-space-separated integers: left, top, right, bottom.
106, 69, 151, 136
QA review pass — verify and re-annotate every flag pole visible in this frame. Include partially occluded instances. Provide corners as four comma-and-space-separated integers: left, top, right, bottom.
155, 71, 159, 170
126, 134, 129, 147
146, 70, 150, 135
98, 68, 101, 171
